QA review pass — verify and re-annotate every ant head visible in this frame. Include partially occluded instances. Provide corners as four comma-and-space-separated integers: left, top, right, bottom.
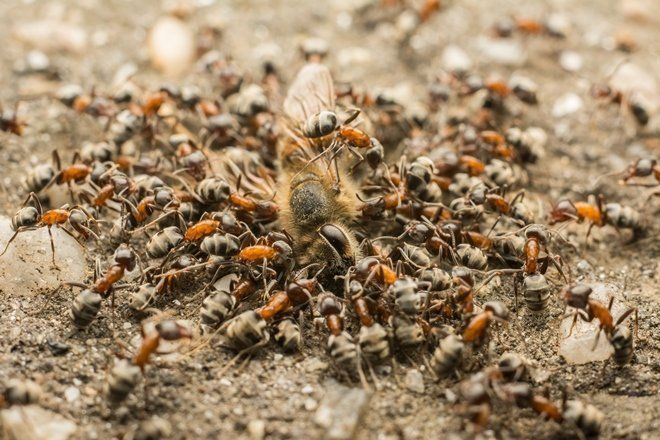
114, 243, 136, 271
525, 224, 548, 243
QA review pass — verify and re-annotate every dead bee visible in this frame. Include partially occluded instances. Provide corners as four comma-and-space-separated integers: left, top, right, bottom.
274, 318, 301, 352
105, 359, 141, 405
277, 63, 361, 289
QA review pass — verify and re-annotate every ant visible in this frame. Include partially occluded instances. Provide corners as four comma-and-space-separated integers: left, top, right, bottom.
462, 301, 509, 344
549, 195, 643, 241
0, 101, 27, 135
561, 284, 638, 365
42, 150, 93, 202
0, 193, 98, 268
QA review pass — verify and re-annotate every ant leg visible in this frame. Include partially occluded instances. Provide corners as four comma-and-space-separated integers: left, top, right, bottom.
614, 307, 637, 329
75, 224, 100, 241
0, 227, 35, 257
567, 312, 578, 337
59, 226, 87, 248
52, 149, 62, 171
47, 226, 59, 269
132, 210, 182, 234
548, 254, 568, 282
67, 181, 76, 204
344, 109, 361, 125
591, 327, 602, 351
513, 277, 519, 312
24, 192, 42, 212
585, 222, 595, 244
487, 215, 502, 236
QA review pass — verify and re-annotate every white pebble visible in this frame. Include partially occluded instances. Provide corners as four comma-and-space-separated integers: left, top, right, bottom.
148, 16, 195, 77
552, 93, 583, 117
441, 45, 472, 73
64, 386, 80, 402
559, 51, 583, 72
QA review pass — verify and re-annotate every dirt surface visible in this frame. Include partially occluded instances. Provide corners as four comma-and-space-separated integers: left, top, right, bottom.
0, 0, 658, 439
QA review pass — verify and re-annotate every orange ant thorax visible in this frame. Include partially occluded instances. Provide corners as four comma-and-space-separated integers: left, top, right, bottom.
573, 202, 603, 226
238, 245, 277, 262
338, 126, 370, 148
41, 209, 69, 225
184, 219, 220, 241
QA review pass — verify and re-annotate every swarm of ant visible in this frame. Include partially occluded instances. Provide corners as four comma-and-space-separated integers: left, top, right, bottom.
1, 27, 655, 438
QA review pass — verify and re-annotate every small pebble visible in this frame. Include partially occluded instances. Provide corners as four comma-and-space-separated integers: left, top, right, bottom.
64, 386, 80, 402
559, 51, 583, 72
404, 369, 425, 394
552, 93, 583, 117
247, 419, 265, 440
441, 45, 472, 73
577, 259, 593, 273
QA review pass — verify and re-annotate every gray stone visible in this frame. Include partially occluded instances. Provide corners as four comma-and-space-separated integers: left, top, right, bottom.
0, 216, 88, 294
476, 37, 525, 66
314, 381, 370, 440
1, 405, 77, 440
441, 45, 472, 73
552, 93, 583, 117
404, 369, 425, 394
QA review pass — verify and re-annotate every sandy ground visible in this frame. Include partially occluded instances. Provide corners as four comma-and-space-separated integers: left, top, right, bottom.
0, 0, 658, 439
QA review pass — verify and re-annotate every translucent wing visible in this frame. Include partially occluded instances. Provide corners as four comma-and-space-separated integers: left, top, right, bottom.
283, 63, 335, 123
